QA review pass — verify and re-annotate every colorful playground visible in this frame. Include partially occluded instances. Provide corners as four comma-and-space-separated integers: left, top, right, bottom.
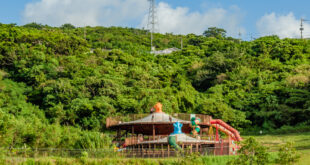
106, 103, 242, 157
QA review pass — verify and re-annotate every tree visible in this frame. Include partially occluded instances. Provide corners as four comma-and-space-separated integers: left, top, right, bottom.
1, 23, 310, 145
203, 27, 226, 38
23, 22, 44, 29
61, 23, 76, 29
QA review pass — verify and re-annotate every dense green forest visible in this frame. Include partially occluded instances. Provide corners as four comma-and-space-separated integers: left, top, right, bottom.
0, 23, 309, 149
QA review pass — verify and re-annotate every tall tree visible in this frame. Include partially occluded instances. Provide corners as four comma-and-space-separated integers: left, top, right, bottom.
203, 27, 226, 38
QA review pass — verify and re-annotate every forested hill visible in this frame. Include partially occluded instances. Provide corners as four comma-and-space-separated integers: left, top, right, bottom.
0, 23, 309, 148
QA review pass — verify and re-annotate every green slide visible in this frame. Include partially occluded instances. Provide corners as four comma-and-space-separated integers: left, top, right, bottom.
168, 136, 181, 150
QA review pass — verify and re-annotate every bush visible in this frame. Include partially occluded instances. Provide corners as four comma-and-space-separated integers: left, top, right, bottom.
228, 137, 270, 165
276, 142, 300, 165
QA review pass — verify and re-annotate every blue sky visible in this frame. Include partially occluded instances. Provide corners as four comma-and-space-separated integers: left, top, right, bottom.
1, 0, 310, 39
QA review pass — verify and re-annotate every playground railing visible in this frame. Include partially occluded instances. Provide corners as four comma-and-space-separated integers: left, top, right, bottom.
120, 134, 228, 146
106, 113, 212, 128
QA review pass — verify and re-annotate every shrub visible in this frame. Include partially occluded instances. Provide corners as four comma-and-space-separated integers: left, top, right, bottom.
276, 142, 300, 165
228, 137, 270, 165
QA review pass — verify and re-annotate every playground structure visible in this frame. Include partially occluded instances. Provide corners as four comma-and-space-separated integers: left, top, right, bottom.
106, 103, 242, 157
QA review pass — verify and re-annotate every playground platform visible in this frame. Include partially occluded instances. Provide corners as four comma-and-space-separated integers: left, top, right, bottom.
106, 104, 241, 157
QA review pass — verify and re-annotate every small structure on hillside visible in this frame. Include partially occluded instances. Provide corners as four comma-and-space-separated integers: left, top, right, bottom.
151, 48, 180, 55
106, 102, 242, 157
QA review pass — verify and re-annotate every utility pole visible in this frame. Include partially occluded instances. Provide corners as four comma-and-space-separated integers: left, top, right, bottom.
238, 30, 242, 44
181, 37, 183, 49
84, 27, 87, 40
147, 0, 158, 52
300, 18, 304, 39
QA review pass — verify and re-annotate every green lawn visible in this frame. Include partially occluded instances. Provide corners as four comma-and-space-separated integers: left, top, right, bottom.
245, 132, 310, 165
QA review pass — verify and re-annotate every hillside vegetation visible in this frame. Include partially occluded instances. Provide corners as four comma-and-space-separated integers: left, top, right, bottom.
0, 23, 309, 149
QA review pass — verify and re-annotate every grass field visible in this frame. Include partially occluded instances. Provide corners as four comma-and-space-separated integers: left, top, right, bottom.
1, 132, 310, 165
0, 156, 232, 165
248, 132, 310, 165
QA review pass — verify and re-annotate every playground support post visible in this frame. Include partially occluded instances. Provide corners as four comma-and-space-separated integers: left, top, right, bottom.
216, 124, 219, 141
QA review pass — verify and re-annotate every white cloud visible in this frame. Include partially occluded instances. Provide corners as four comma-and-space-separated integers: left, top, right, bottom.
23, 0, 149, 27
257, 12, 310, 39
141, 3, 245, 37
23, 0, 245, 37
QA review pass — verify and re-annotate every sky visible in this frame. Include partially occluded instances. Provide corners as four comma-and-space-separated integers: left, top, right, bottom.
1, 0, 310, 40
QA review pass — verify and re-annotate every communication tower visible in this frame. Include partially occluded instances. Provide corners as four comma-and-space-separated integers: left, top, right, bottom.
300, 18, 304, 39
300, 18, 309, 39
147, 0, 158, 51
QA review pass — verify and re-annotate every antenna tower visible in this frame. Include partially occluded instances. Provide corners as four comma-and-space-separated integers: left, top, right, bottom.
147, 0, 158, 51
300, 18, 310, 39
300, 18, 304, 39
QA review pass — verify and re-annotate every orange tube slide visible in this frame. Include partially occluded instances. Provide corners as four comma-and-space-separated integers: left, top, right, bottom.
210, 119, 242, 142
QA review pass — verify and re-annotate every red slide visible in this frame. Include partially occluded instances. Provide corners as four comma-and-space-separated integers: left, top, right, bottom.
210, 119, 242, 142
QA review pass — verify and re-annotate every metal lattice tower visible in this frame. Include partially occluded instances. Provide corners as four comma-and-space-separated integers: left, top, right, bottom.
147, 0, 158, 51
300, 18, 304, 39
300, 18, 310, 39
